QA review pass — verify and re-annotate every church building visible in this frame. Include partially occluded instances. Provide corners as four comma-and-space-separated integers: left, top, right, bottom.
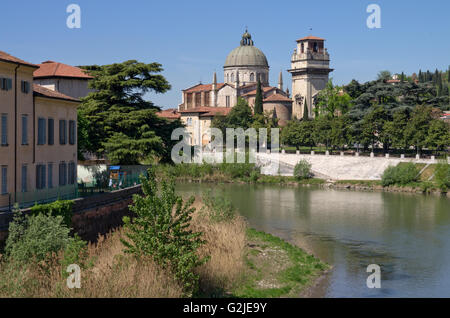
177, 30, 332, 146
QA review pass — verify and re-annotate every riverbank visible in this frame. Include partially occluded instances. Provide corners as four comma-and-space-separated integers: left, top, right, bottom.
155, 163, 448, 197
0, 197, 327, 298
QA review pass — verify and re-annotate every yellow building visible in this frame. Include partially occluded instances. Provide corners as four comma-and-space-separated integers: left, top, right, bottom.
0, 51, 79, 211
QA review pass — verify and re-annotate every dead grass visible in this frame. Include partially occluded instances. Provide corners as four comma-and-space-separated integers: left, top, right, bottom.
0, 200, 247, 298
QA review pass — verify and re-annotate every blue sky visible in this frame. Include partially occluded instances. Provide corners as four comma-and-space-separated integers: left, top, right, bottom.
1, 0, 449, 109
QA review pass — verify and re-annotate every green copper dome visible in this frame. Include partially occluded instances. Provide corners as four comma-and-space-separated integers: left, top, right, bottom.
224, 31, 269, 68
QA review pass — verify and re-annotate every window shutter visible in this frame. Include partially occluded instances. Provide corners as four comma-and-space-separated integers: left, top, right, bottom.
48, 164, 53, 189
1, 166, 7, 194
48, 119, 54, 145
22, 115, 28, 145
1, 114, 7, 145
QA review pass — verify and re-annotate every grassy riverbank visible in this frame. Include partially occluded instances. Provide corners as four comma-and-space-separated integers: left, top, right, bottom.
155, 162, 448, 195
0, 194, 326, 298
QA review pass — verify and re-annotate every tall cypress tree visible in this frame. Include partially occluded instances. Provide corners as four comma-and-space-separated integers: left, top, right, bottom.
303, 101, 309, 120
254, 79, 263, 114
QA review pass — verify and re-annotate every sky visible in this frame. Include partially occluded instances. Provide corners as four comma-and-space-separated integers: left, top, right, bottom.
1, 0, 449, 109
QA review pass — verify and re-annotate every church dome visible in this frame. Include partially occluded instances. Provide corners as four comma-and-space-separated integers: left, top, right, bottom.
224, 31, 269, 68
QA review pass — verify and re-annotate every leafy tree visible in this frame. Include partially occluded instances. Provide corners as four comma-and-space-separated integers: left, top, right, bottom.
330, 115, 352, 150
281, 120, 314, 150
315, 80, 352, 118
377, 70, 392, 81
79, 60, 181, 164
404, 106, 434, 154
313, 116, 332, 150
254, 80, 263, 115
122, 168, 208, 295
361, 105, 388, 151
294, 159, 312, 180
425, 119, 450, 152
77, 110, 91, 161
382, 109, 410, 152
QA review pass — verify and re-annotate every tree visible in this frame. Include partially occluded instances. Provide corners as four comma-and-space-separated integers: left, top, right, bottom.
404, 106, 434, 154
315, 80, 352, 118
313, 116, 332, 150
122, 168, 208, 295
383, 109, 410, 152
224, 97, 254, 129
77, 110, 91, 160
79, 60, 181, 164
330, 115, 352, 150
303, 101, 309, 120
377, 70, 392, 81
361, 105, 388, 151
281, 120, 314, 150
425, 119, 450, 152
254, 80, 263, 115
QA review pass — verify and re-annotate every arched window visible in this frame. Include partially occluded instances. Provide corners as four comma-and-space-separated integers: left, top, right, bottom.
226, 74, 229, 82
250, 73, 255, 82
231, 73, 234, 82
301, 43, 304, 53
313, 42, 318, 52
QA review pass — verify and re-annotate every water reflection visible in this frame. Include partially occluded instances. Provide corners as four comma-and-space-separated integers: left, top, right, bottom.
176, 183, 450, 297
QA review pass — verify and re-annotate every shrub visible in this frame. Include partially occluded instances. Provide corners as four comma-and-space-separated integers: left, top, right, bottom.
5, 211, 75, 265
294, 160, 312, 180
202, 190, 236, 222
121, 167, 208, 295
382, 163, 418, 187
31, 200, 73, 227
434, 162, 450, 191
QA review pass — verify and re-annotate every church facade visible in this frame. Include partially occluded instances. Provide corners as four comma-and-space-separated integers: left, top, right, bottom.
177, 30, 332, 146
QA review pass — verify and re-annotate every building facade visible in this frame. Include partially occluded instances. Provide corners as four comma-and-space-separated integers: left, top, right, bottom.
0, 51, 79, 211
33, 60, 94, 99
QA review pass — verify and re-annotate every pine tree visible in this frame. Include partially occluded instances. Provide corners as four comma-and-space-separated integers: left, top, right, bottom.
254, 79, 263, 114
418, 70, 423, 83
401, 72, 405, 82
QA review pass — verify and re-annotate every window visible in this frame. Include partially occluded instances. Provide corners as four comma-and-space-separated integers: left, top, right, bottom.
59, 162, 67, 186
226, 96, 230, 108
1, 166, 7, 195
36, 165, 46, 190
48, 118, 54, 145
48, 163, 53, 189
313, 42, 318, 52
204, 92, 210, 107
37, 118, 46, 145
0, 78, 12, 91
69, 120, 76, 145
21, 115, 28, 145
231, 73, 234, 82
187, 118, 192, 126
21, 80, 30, 94
68, 162, 76, 185
250, 73, 255, 82
21, 165, 27, 192
59, 120, 67, 145
301, 42, 304, 53
1, 114, 7, 146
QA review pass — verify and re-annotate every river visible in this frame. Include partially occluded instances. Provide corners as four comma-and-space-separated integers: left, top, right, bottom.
176, 183, 450, 298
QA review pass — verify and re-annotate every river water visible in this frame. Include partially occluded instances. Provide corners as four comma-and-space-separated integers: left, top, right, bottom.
176, 183, 450, 298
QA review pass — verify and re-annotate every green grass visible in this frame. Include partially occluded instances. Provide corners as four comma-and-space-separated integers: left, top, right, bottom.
231, 228, 329, 298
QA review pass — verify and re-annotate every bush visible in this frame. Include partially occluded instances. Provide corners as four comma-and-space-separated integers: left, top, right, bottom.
434, 162, 450, 191
5, 211, 75, 265
382, 163, 418, 187
31, 200, 73, 227
202, 190, 236, 222
294, 160, 312, 180
121, 167, 208, 296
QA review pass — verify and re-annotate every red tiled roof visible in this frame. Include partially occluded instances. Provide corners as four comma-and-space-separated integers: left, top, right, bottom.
242, 86, 277, 96
183, 83, 226, 93
156, 108, 181, 120
179, 106, 232, 117
34, 61, 93, 79
33, 84, 79, 102
263, 94, 292, 103
297, 35, 325, 42
0, 50, 38, 68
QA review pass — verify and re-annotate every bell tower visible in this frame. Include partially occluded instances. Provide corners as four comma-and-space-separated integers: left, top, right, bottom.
288, 36, 333, 119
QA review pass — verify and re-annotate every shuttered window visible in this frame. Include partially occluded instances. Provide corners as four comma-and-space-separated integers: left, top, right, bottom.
36, 165, 46, 190
21, 165, 27, 192
1, 166, 7, 195
48, 118, 54, 145
0, 78, 12, 91
21, 80, 30, 94
37, 118, 46, 145
59, 162, 67, 186
68, 162, 76, 185
59, 120, 67, 145
69, 120, 76, 145
22, 115, 28, 145
48, 163, 53, 189
1, 114, 7, 146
